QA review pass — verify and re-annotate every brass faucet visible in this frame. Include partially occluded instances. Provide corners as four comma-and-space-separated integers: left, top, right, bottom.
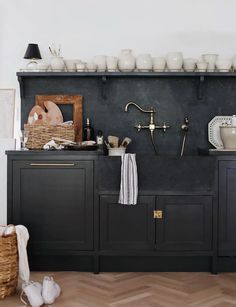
124, 101, 170, 133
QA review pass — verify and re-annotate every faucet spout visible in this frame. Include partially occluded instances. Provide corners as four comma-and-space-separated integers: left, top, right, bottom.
125, 101, 155, 113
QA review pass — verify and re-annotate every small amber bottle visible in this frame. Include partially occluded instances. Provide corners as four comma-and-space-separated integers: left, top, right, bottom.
83, 118, 95, 141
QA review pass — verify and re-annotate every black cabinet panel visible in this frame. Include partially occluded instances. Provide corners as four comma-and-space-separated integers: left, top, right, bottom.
156, 196, 212, 251
100, 195, 155, 250
12, 160, 94, 252
219, 161, 236, 255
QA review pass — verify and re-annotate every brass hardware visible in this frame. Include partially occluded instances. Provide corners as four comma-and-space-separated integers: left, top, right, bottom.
124, 102, 170, 133
153, 210, 163, 219
30, 163, 75, 167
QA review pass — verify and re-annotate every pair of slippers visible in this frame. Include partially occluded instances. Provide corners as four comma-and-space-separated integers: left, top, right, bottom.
21, 276, 61, 307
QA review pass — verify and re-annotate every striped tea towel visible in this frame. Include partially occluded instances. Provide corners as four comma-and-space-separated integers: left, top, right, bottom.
118, 153, 138, 205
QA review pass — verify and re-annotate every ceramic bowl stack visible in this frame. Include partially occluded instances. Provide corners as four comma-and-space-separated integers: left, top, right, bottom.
166, 52, 183, 72
57, 49, 236, 73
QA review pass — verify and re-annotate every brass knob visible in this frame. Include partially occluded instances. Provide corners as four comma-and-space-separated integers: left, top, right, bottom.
153, 210, 163, 219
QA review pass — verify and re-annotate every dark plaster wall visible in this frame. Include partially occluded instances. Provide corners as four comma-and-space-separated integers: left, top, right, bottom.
20, 76, 236, 155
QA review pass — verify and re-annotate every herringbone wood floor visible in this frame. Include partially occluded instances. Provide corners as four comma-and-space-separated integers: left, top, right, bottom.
1, 272, 236, 307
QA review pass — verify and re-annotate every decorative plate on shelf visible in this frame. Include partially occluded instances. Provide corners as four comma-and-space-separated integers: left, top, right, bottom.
208, 116, 232, 149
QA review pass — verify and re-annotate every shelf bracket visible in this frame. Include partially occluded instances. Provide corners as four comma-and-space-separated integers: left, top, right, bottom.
197, 75, 205, 100
18, 76, 25, 98
101, 76, 107, 100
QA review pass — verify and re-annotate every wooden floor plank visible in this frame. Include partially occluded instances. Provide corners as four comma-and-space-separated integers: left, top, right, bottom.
0, 272, 236, 307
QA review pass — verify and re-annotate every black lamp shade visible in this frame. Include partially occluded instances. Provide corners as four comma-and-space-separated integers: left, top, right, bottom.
24, 44, 42, 60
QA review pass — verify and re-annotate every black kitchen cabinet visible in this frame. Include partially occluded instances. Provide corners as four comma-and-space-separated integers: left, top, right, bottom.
7, 151, 219, 272
156, 196, 212, 251
100, 195, 212, 252
8, 157, 94, 254
100, 195, 155, 251
219, 161, 236, 256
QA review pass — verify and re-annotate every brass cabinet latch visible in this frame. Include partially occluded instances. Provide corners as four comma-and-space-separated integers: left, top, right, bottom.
153, 210, 163, 219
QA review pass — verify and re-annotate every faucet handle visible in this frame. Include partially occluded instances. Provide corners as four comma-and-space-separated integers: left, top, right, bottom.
134, 122, 142, 132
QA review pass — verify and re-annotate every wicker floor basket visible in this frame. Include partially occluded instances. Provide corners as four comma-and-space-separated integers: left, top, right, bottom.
0, 226, 18, 299
24, 124, 75, 149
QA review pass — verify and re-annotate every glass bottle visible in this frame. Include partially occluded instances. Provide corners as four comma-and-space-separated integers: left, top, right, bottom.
83, 118, 94, 141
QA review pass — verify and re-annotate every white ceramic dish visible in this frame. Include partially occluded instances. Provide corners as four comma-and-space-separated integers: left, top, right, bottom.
108, 147, 126, 156
208, 116, 232, 149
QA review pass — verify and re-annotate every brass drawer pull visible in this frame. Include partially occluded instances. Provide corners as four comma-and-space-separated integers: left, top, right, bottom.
153, 210, 163, 219
30, 163, 75, 167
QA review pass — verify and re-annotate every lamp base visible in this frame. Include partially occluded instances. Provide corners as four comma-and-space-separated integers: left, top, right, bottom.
26, 59, 38, 71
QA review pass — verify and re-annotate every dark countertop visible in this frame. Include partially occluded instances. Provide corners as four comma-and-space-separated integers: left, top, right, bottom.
6, 149, 103, 156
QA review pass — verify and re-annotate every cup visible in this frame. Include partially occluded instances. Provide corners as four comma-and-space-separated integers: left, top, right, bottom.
93, 55, 106, 72
183, 58, 197, 72
153, 57, 166, 72
64, 60, 77, 72
76, 62, 86, 72
216, 58, 232, 72
197, 61, 208, 72
202, 54, 218, 72
86, 61, 97, 72
36, 62, 49, 72
166, 52, 183, 71
106, 56, 118, 72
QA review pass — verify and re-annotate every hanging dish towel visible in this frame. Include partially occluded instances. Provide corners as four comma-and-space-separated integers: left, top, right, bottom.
118, 153, 138, 205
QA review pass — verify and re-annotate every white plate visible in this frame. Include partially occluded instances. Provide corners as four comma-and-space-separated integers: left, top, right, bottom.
208, 116, 232, 149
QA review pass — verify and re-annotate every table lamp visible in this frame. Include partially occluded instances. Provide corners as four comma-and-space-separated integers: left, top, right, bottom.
24, 43, 42, 70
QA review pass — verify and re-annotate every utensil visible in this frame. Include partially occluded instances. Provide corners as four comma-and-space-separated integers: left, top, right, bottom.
52, 137, 76, 145
108, 135, 119, 148
121, 137, 132, 148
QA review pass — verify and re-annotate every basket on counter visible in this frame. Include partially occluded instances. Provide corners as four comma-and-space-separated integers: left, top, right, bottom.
24, 124, 75, 149
0, 225, 18, 299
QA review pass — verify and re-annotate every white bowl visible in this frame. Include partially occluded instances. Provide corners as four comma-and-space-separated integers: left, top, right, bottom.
166, 52, 183, 71
216, 58, 232, 72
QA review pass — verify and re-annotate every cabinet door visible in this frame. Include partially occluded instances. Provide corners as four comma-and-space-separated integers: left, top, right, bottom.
11, 160, 94, 252
219, 161, 236, 255
156, 196, 212, 251
100, 195, 155, 250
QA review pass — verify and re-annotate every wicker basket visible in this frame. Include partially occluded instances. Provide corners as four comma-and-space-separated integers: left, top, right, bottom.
24, 124, 75, 149
0, 225, 18, 299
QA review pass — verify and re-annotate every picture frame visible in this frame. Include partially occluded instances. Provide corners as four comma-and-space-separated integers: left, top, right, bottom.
0, 89, 15, 138
35, 95, 83, 142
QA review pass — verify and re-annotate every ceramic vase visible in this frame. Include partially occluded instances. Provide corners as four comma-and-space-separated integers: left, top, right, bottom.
93, 56, 106, 72
136, 54, 152, 72
153, 57, 166, 72
118, 49, 135, 72
202, 54, 218, 72
220, 126, 236, 149
50, 56, 65, 72
166, 52, 183, 71
106, 56, 118, 72
183, 58, 197, 72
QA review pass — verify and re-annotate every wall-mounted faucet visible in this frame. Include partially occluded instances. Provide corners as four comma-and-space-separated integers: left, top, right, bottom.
124, 101, 170, 154
180, 117, 189, 157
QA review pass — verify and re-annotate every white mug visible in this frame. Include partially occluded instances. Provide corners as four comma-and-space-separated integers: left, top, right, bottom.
93, 55, 106, 72
106, 56, 118, 72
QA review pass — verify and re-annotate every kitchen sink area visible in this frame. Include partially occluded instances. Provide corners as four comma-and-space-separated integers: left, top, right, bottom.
6, 72, 236, 274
